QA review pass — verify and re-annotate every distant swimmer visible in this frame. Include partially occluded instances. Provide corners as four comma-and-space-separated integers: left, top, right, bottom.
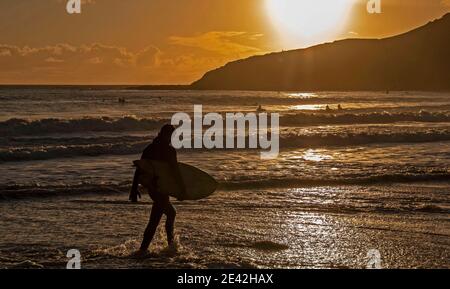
118, 97, 126, 104
338, 104, 343, 111
256, 105, 266, 113
326, 105, 332, 112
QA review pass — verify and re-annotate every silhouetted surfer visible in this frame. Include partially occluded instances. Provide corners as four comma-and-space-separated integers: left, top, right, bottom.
256, 104, 266, 113
130, 124, 186, 256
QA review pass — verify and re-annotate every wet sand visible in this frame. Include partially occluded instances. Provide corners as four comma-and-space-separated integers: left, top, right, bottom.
0, 183, 448, 269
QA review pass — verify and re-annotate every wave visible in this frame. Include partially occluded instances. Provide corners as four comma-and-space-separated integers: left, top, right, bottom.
1, 111, 450, 137
0, 183, 129, 201
1, 177, 449, 218
0, 116, 166, 137
1, 173, 449, 200
0, 135, 148, 146
281, 111, 450, 126
219, 173, 450, 190
0, 141, 148, 162
2, 130, 450, 162
279, 129, 450, 148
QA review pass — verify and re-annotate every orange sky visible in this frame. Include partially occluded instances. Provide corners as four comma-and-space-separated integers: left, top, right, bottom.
0, 0, 448, 84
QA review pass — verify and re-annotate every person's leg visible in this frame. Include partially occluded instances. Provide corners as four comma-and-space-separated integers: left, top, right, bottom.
164, 202, 177, 246
140, 200, 165, 251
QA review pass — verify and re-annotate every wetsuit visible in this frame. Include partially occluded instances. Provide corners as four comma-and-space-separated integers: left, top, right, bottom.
130, 136, 177, 249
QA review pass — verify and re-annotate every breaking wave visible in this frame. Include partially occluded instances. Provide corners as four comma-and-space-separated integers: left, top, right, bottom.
281, 111, 450, 126
0, 116, 165, 137
1, 111, 450, 137
219, 173, 450, 190
1, 172, 449, 203
0, 183, 129, 201
0, 141, 148, 162
2, 130, 450, 162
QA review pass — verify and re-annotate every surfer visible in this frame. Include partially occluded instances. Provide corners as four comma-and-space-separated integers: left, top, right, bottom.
256, 105, 266, 113
130, 124, 186, 255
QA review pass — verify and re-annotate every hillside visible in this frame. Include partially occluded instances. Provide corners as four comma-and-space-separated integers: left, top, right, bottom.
191, 13, 450, 91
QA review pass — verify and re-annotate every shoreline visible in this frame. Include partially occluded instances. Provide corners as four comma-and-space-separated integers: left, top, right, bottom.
0, 85, 449, 93
1, 183, 448, 269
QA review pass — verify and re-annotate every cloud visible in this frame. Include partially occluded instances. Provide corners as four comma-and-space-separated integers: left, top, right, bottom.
0, 43, 145, 83
0, 42, 214, 83
169, 31, 262, 56
0, 31, 266, 84
0, 43, 135, 69
135, 46, 162, 68
45, 57, 64, 63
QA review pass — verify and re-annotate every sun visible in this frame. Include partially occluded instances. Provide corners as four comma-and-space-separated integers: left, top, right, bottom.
266, 0, 354, 40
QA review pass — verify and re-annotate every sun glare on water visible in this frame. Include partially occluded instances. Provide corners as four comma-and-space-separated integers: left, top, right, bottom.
266, 0, 354, 40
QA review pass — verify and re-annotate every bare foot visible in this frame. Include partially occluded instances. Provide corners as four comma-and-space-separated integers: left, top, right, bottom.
131, 249, 149, 259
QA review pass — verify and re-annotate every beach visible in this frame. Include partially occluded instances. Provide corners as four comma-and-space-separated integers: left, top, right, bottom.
1, 182, 449, 269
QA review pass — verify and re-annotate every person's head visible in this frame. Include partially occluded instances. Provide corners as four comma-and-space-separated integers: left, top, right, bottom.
158, 124, 175, 144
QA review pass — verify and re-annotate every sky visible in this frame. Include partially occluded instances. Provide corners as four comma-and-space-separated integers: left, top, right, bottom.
0, 0, 449, 84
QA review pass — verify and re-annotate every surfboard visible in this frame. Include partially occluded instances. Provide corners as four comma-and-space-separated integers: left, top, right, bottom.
133, 160, 218, 200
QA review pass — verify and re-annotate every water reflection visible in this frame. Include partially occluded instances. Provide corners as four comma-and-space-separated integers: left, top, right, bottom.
286, 93, 317, 99
289, 149, 333, 162
290, 104, 326, 111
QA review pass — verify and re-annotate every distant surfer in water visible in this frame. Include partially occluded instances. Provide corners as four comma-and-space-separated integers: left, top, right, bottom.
130, 124, 186, 256
256, 104, 266, 113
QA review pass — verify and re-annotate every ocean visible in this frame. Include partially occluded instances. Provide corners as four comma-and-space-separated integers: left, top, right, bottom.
0, 88, 449, 268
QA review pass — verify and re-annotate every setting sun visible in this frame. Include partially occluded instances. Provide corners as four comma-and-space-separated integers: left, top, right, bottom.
266, 0, 354, 39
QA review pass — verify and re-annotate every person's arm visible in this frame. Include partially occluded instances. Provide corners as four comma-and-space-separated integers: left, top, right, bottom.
129, 168, 141, 202
168, 148, 187, 200
130, 143, 153, 202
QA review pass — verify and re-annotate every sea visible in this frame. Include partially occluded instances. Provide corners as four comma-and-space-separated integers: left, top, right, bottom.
0, 88, 449, 268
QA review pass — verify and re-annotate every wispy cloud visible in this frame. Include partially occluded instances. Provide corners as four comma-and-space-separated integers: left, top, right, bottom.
0, 31, 266, 84
441, 0, 450, 7
169, 31, 262, 56
0, 43, 156, 83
